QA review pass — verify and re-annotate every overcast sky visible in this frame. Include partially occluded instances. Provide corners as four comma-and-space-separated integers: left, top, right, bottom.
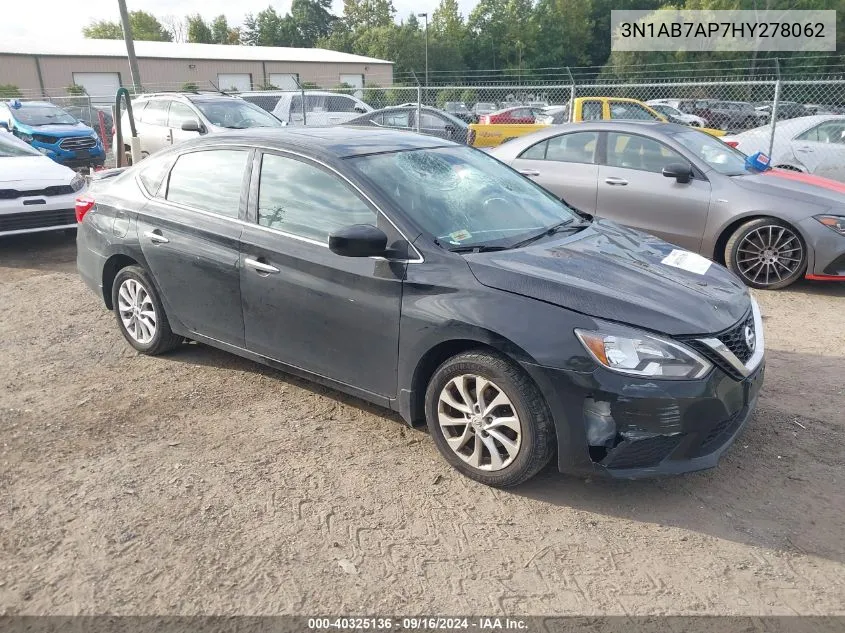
0, 0, 478, 44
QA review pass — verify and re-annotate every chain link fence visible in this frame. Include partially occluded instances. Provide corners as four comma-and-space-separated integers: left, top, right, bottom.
9, 74, 845, 179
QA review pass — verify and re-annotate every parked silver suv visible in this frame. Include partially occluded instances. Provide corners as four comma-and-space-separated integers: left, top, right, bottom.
240, 90, 372, 126
114, 92, 283, 163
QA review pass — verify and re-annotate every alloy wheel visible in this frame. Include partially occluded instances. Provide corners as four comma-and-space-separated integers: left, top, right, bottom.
117, 278, 157, 344
437, 374, 522, 471
736, 224, 804, 287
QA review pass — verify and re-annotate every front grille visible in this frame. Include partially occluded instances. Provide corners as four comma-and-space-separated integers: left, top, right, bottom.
33, 133, 55, 144
0, 209, 76, 233
602, 435, 682, 469
59, 136, 96, 151
719, 312, 755, 363
682, 311, 755, 379
0, 185, 74, 200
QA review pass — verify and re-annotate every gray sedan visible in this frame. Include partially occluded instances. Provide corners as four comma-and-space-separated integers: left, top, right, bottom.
490, 121, 845, 289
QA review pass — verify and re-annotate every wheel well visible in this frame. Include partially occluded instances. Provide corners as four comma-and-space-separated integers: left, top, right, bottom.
101, 254, 139, 309
408, 340, 501, 425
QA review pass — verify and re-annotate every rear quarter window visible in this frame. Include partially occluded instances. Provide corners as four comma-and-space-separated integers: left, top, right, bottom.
166, 150, 249, 217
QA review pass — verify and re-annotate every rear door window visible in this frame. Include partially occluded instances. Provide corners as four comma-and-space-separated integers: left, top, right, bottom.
166, 149, 249, 217
326, 96, 358, 113
141, 100, 169, 126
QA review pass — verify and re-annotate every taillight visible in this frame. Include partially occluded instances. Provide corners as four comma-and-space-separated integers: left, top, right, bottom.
75, 195, 95, 222
479, 115, 490, 124
725, 140, 739, 148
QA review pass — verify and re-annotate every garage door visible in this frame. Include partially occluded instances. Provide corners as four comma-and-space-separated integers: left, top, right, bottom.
218, 73, 252, 92
269, 73, 299, 90
340, 74, 364, 98
72, 72, 121, 104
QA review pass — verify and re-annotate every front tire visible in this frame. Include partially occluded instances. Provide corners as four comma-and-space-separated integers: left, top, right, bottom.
725, 218, 807, 290
111, 265, 183, 354
424, 350, 554, 487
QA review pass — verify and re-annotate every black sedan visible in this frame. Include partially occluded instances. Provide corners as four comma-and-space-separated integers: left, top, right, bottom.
76, 128, 764, 487
344, 105, 473, 145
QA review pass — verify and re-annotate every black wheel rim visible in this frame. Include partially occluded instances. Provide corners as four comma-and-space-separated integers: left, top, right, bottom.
737, 225, 803, 286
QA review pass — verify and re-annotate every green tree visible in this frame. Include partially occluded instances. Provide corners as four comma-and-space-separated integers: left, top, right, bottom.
342, 0, 396, 30
182, 82, 199, 91
432, 0, 464, 41
211, 15, 229, 43
532, 0, 595, 68
186, 14, 214, 43
0, 84, 22, 98
83, 11, 172, 41
361, 83, 387, 107
242, 7, 302, 46
291, 0, 336, 46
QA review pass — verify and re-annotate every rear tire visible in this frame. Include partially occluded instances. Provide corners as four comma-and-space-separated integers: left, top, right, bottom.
111, 265, 183, 354
424, 350, 555, 487
725, 218, 807, 290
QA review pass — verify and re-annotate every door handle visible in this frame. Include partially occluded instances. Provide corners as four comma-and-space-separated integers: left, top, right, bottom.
795, 146, 814, 153
244, 257, 280, 274
143, 230, 169, 244
605, 177, 628, 185
519, 169, 541, 177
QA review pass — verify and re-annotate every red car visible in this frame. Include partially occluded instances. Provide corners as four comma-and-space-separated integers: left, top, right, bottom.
478, 106, 547, 125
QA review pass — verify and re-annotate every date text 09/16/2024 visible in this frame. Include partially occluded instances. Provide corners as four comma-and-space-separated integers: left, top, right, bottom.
307, 617, 528, 630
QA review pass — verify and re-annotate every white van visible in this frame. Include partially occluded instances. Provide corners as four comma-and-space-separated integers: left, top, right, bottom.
240, 90, 372, 126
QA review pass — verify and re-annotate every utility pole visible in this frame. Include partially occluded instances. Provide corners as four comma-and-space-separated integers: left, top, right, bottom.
417, 13, 429, 89
117, 0, 142, 92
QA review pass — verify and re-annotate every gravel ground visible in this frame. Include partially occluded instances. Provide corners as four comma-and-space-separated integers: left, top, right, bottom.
1, 232, 844, 616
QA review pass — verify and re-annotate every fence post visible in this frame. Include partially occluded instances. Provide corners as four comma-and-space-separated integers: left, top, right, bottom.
417, 85, 422, 133
768, 59, 781, 159
565, 67, 576, 122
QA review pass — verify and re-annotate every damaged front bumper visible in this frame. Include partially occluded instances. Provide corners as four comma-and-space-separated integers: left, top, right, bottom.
522, 359, 765, 478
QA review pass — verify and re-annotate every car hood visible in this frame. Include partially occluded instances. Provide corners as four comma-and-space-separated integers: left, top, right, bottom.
729, 169, 845, 209
464, 220, 750, 336
0, 156, 76, 185
24, 122, 94, 137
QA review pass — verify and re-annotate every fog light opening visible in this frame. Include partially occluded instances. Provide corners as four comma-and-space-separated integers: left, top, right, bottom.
584, 397, 617, 463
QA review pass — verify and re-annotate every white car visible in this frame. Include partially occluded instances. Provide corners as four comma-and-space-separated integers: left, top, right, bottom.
240, 90, 372, 126
646, 100, 707, 127
723, 115, 845, 183
0, 131, 86, 236
113, 92, 284, 164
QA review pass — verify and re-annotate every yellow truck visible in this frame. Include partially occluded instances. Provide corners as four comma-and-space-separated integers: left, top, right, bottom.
469, 97, 725, 148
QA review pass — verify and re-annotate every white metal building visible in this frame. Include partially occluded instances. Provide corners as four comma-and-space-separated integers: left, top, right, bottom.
0, 40, 394, 103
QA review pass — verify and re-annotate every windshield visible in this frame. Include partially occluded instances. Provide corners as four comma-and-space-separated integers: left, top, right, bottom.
0, 132, 40, 157
349, 146, 581, 250
191, 99, 282, 129
11, 104, 78, 126
669, 129, 751, 175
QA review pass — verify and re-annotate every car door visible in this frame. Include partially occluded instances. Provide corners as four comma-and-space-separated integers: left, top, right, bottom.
792, 121, 845, 182
239, 150, 406, 397
136, 99, 171, 155
137, 148, 250, 345
416, 111, 451, 139
508, 131, 600, 214
596, 131, 712, 251
167, 101, 203, 145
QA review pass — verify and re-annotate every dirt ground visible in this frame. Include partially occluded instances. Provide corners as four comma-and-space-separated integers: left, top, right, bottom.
1, 232, 844, 616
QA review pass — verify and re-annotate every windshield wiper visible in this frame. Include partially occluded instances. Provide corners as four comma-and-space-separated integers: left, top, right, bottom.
509, 219, 576, 249
448, 244, 510, 253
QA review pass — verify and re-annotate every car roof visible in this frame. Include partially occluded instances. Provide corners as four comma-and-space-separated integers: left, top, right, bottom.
175, 126, 455, 160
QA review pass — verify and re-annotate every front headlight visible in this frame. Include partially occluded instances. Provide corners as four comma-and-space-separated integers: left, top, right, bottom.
70, 174, 86, 192
815, 215, 845, 236
575, 323, 712, 380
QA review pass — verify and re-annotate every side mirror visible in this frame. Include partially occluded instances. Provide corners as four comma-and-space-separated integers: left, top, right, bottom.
662, 163, 693, 184
181, 120, 201, 132
329, 224, 388, 258
354, 105, 367, 113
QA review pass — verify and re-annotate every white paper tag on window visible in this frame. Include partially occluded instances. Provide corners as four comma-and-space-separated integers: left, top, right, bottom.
661, 249, 712, 275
